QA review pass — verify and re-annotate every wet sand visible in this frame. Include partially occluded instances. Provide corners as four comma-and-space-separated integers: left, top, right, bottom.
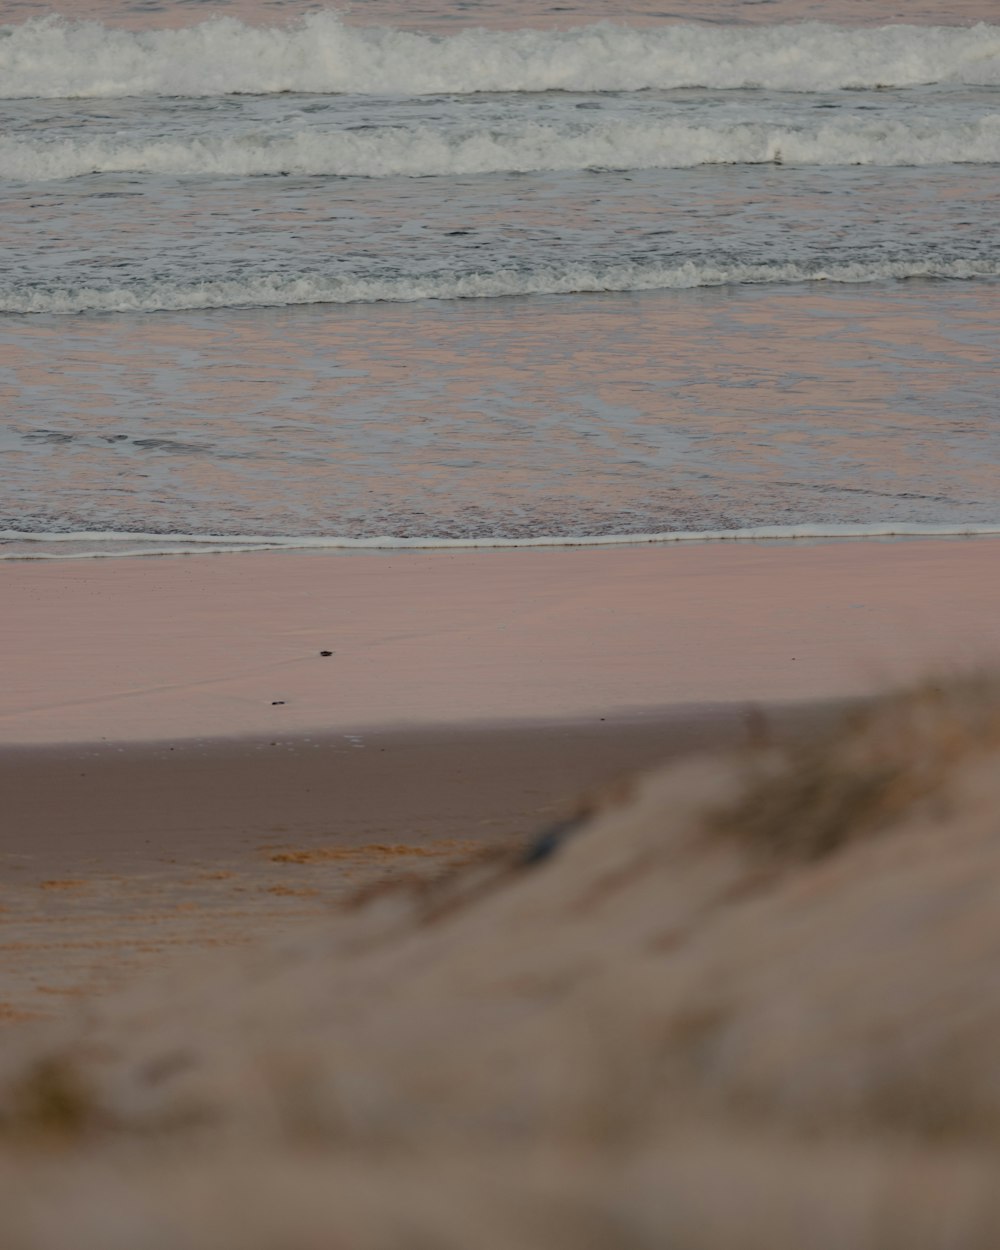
4, 537, 1000, 745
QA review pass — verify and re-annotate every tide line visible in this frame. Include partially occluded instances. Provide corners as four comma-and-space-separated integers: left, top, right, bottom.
3, 522, 1000, 560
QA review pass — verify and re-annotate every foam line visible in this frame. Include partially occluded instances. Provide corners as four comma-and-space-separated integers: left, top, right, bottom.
3, 522, 1000, 560
3, 257, 999, 315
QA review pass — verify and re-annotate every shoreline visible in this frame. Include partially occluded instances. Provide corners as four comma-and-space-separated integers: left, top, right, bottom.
6, 523, 1000, 562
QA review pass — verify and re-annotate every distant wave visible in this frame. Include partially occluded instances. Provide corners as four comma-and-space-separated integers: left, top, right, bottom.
3, 258, 999, 315
4, 114, 1000, 181
1, 13, 999, 99
3, 523, 1000, 560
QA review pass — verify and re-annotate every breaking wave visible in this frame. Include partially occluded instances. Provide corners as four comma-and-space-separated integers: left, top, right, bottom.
4, 258, 999, 315
4, 114, 1000, 181
2, 13, 999, 99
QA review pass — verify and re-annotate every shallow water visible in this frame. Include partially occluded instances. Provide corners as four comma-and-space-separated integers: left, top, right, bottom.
1, 0, 998, 555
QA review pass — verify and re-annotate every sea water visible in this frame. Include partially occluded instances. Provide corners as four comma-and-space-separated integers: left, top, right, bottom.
1, 0, 998, 558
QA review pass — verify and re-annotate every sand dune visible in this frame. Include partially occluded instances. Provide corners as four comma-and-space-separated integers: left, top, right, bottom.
3, 673, 1000, 1247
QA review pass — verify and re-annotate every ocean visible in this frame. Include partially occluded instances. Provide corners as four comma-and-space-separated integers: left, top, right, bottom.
1, 0, 998, 558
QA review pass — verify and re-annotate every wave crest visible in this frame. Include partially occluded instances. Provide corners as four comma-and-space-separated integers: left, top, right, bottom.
2, 13, 999, 99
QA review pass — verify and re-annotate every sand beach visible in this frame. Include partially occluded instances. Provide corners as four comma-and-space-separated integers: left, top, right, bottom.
3, 537, 1000, 1245
2, 535, 999, 1020
3, 0, 1000, 1238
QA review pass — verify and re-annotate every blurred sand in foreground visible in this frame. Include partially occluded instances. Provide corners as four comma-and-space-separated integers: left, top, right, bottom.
4, 674, 1000, 1247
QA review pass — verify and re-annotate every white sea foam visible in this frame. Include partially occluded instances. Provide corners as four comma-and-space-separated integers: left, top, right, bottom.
3, 523, 999, 560
3, 258, 998, 315
1, 14, 999, 99
4, 114, 999, 182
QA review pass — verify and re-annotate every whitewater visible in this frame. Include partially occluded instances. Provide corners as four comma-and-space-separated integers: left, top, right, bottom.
2, 13, 1000, 97
4, 114, 1000, 184
1, 2, 998, 555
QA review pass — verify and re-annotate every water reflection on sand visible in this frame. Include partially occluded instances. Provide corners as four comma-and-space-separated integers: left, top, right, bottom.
3, 280, 998, 540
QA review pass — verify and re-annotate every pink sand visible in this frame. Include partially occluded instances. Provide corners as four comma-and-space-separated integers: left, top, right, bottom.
3, 538, 999, 745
